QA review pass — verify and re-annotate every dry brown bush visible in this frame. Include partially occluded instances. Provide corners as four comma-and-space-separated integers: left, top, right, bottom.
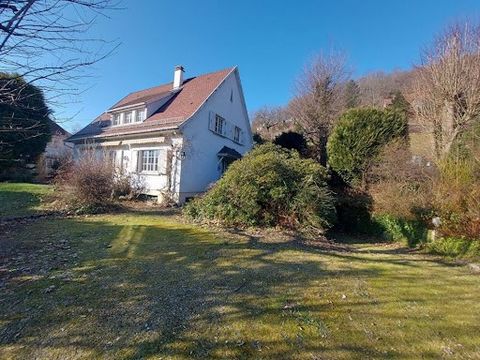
367, 140, 434, 220
53, 149, 145, 213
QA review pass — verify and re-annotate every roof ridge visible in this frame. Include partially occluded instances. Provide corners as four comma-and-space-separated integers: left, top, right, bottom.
120, 66, 236, 98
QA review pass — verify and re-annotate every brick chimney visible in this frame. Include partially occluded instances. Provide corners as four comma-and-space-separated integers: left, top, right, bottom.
173, 65, 184, 89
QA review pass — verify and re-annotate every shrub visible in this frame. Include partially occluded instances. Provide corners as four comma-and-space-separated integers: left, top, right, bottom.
184, 144, 336, 232
367, 141, 434, 219
327, 108, 408, 184
273, 131, 309, 156
426, 237, 480, 259
54, 152, 116, 213
333, 186, 374, 234
54, 150, 144, 213
433, 122, 480, 239
372, 214, 428, 247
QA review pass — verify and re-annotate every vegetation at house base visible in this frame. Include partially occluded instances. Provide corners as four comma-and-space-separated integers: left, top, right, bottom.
327, 108, 408, 184
185, 143, 336, 231
0, 74, 51, 172
53, 150, 145, 214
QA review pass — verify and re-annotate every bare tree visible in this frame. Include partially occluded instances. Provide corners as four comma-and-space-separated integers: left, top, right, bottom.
413, 21, 480, 159
0, 0, 119, 107
289, 51, 349, 164
251, 106, 291, 140
0, 0, 119, 163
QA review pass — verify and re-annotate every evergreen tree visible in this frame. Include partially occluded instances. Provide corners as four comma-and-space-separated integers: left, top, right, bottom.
388, 90, 411, 115
344, 80, 360, 109
0, 73, 51, 168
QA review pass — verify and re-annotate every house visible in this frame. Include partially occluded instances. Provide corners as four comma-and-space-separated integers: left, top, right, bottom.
66, 66, 253, 203
37, 119, 73, 178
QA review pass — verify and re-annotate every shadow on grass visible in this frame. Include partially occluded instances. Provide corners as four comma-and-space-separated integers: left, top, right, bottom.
0, 189, 44, 218
0, 215, 478, 359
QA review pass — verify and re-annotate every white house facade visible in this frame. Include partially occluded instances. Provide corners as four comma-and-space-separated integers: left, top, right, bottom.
66, 66, 253, 203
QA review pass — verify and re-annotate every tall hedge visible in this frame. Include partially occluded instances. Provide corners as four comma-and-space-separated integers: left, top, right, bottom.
327, 108, 408, 183
184, 144, 336, 231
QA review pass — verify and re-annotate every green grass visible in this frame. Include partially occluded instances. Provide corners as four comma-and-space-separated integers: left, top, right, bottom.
1, 213, 479, 359
0, 183, 52, 218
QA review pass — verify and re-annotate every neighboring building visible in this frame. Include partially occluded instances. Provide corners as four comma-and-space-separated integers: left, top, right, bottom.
37, 120, 72, 177
66, 66, 253, 203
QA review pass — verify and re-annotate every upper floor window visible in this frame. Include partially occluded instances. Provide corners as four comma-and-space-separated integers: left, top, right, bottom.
234, 126, 241, 143
124, 111, 133, 124
214, 114, 225, 135
136, 109, 146, 122
112, 113, 121, 125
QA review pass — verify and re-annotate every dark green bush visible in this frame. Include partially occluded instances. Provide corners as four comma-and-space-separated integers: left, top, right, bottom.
273, 131, 308, 156
184, 144, 336, 231
372, 214, 428, 247
327, 108, 408, 184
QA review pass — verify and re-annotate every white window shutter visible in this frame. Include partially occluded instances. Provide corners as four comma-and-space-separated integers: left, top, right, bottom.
224, 121, 230, 137
209, 111, 215, 131
159, 150, 168, 174
135, 150, 141, 173
240, 130, 245, 145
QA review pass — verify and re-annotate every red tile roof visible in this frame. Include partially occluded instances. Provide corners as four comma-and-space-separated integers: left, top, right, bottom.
68, 67, 235, 141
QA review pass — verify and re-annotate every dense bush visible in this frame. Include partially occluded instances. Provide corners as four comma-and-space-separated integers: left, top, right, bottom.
333, 186, 374, 234
184, 144, 336, 232
327, 108, 408, 184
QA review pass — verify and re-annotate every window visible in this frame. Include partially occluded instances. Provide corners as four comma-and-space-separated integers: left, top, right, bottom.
136, 108, 146, 122
234, 126, 241, 143
112, 113, 120, 125
124, 111, 133, 124
214, 114, 225, 135
141, 150, 159, 172
230, 89, 233, 102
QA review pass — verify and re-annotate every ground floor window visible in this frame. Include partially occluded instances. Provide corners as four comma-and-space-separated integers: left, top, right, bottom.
141, 150, 159, 172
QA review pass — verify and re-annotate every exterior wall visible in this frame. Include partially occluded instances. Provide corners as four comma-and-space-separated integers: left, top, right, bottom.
178, 69, 253, 202
42, 134, 73, 175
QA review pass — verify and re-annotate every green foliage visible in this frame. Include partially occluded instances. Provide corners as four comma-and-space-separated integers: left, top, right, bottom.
273, 131, 308, 156
426, 237, 480, 259
333, 186, 374, 234
184, 144, 336, 231
343, 79, 360, 109
327, 108, 408, 183
387, 90, 411, 115
0, 73, 51, 167
372, 214, 428, 247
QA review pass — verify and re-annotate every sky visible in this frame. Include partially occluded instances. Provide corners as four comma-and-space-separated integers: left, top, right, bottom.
55, 0, 480, 133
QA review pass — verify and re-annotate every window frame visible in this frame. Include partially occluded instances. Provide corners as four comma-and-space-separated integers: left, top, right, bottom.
140, 149, 160, 173
124, 111, 133, 124
135, 108, 146, 122
214, 114, 225, 135
112, 113, 121, 126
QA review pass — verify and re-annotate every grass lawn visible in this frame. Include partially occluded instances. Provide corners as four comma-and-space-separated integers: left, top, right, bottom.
0, 183, 52, 218
1, 209, 479, 359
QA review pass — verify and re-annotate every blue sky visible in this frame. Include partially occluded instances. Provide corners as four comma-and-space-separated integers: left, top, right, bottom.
57, 0, 480, 132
